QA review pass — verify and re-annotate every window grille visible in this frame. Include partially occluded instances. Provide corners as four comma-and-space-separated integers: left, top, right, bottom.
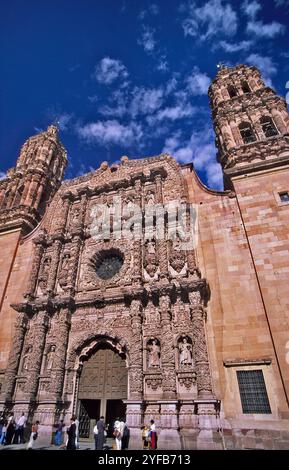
237, 370, 271, 414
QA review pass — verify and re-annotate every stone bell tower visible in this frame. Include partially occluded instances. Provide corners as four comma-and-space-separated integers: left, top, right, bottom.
0, 125, 67, 375
208, 64, 289, 189
0, 125, 67, 235
209, 64, 289, 408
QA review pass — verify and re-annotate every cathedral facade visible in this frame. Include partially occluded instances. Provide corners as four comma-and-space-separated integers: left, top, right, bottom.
0, 65, 289, 449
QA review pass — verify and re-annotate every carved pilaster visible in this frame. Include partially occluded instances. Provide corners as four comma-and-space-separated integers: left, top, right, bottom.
189, 291, 213, 398
47, 239, 62, 293
155, 174, 163, 204
24, 231, 46, 299
54, 192, 72, 235
159, 294, 176, 398
25, 310, 49, 400
0, 313, 28, 401
129, 299, 143, 399
50, 308, 71, 399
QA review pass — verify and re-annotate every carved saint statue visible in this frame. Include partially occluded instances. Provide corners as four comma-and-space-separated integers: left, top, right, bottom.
22, 346, 32, 371
38, 257, 51, 292
46, 345, 56, 370
179, 337, 192, 367
58, 253, 70, 288
148, 340, 160, 368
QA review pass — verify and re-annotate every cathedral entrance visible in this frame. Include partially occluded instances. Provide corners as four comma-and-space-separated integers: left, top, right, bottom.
77, 343, 128, 439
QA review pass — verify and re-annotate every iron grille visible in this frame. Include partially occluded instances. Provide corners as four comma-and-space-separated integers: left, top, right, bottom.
237, 370, 271, 414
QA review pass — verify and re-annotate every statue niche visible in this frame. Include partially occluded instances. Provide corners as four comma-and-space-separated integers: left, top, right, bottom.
45, 345, 56, 371
178, 336, 193, 367
58, 252, 71, 290
144, 239, 159, 280
147, 338, 161, 368
21, 345, 32, 372
169, 237, 186, 275
38, 256, 51, 293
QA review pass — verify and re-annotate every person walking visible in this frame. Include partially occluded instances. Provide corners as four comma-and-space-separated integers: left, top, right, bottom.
149, 420, 157, 449
26, 421, 39, 450
113, 418, 122, 451
121, 422, 130, 450
96, 416, 105, 450
93, 420, 98, 450
74, 415, 79, 449
66, 418, 76, 450
0, 421, 7, 445
54, 420, 65, 446
16, 413, 27, 444
5, 413, 16, 445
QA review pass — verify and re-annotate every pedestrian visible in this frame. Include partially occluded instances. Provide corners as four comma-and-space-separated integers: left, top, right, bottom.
54, 420, 64, 446
5, 412, 15, 445
73, 415, 79, 449
141, 425, 150, 449
0, 421, 7, 445
121, 422, 130, 450
26, 421, 39, 450
149, 420, 157, 449
66, 417, 76, 450
93, 420, 98, 450
96, 416, 105, 450
16, 413, 27, 444
113, 418, 122, 451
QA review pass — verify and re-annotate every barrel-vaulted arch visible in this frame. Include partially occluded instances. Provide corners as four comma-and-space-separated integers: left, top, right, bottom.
63, 329, 132, 423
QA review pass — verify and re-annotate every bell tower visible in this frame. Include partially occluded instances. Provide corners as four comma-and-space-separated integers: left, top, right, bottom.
0, 125, 67, 234
209, 64, 289, 189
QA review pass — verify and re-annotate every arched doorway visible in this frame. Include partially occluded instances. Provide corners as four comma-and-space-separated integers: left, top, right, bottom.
77, 342, 128, 439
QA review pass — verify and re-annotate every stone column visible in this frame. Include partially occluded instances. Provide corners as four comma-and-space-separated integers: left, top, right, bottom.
127, 298, 143, 449
132, 180, 142, 283
271, 107, 288, 134
129, 298, 143, 400
53, 192, 72, 235
189, 290, 219, 449
159, 293, 176, 398
189, 291, 213, 398
0, 312, 28, 402
47, 239, 62, 294
158, 292, 181, 449
50, 308, 71, 399
155, 174, 163, 204
229, 120, 243, 146
24, 231, 46, 299
25, 310, 49, 400
67, 235, 82, 294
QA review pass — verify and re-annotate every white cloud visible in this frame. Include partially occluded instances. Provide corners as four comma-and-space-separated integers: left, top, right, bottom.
246, 53, 277, 87
157, 58, 169, 72
77, 120, 142, 147
0, 171, 6, 180
130, 87, 164, 117
186, 67, 211, 95
218, 40, 253, 52
138, 26, 156, 52
206, 162, 224, 188
247, 20, 285, 38
241, 0, 261, 19
182, 0, 238, 40
94, 57, 128, 85
162, 127, 223, 190
57, 113, 73, 131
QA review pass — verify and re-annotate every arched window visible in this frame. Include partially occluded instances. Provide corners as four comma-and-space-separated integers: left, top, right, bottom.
228, 85, 237, 98
260, 116, 278, 138
241, 81, 251, 94
239, 122, 257, 144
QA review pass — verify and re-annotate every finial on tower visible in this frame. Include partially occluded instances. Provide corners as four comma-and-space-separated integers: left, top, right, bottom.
217, 62, 226, 70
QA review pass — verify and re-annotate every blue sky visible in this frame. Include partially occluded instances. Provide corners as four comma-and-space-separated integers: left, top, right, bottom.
1, 0, 289, 190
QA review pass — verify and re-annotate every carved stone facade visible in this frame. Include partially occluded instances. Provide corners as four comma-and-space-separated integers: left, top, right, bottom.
0, 64, 289, 450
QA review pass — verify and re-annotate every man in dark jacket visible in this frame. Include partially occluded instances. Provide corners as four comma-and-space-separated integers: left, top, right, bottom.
96, 416, 105, 450
66, 418, 76, 450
